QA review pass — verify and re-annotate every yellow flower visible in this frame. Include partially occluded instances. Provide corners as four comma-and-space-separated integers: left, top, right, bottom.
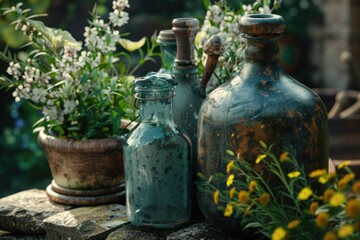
337, 160, 351, 169
337, 224, 354, 238
272, 227, 287, 240
316, 212, 330, 228
352, 180, 360, 194
229, 187, 236, 199
226, 174, 235, 187
309, 169, 327, 178
287, 220, 300, 229
226, 160, 235, 173
213, 190, 219, 205
279, 152, 290, 163
323, 189, 336, 203
260, 192, 270, 206
323, 231, 337, 240
329, 192, 345, 207
319, 173, 336, 184
256, 154, 267, 164
249, 180, 257, 193
310, 201, 319, 215
298, 187, 313, 201
287, 171, 301, 179
346, 199, 360, 218
238, 190, 249, 204
338, 173, 356, 191
224, 203, 234, 217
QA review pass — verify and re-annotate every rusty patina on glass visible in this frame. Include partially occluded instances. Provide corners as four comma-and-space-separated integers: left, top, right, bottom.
197, 14, 329, 236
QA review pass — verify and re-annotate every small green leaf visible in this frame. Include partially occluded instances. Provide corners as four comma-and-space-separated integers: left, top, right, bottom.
119, 37, 146, 52
260, 140, 267, 149
226, 149, 235, 157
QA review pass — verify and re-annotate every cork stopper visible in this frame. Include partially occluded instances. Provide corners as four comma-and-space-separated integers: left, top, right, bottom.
172, 18, 199, 66
239, 14, 286, 38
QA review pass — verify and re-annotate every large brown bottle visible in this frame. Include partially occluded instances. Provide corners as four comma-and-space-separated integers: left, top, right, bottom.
197, 14, 329, 235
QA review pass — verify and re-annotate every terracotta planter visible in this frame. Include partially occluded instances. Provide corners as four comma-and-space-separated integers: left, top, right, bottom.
38, 120, 136, 206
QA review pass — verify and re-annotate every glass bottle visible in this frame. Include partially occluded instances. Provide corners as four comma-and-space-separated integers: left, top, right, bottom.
123, 72, 191, 229
157, 30, 176, 75
197, 14, 329, 235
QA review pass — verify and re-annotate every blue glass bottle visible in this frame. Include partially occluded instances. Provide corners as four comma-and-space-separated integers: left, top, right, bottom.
123, 72, 191, 229
157, 30, 176, 75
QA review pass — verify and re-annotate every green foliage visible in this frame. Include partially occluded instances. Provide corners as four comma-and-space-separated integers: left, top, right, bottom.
198, 142, 360, 239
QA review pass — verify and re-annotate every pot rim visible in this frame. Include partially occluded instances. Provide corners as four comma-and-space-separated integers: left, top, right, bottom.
38, 119, 137, 152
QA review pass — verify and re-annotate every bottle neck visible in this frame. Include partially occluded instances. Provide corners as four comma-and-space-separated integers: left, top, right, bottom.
138, 93, 174, 124
244, 37, 279, 65
159, 42, 176, 72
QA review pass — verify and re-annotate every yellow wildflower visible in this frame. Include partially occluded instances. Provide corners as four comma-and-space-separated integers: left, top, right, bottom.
298, 187, 313, 201
310, 201, 319, 215
272, 227, 287, 240
323, 231, 337, 240
329, 192, 345, 207
249, 180, 257, 193
224, 203, 234, 217
260, 193, 270, 206
338, 173, 356, 191
337, 160, 351, 169
316, 212, 330, 228
346, 199, 360, 218
323, 189, 336, 203
337, 224, 354, 238
226, 174, 235, 187
213, 190, 219, 205
287, 171, 301, 179
319, 173, 336, 184
238, 190, 249, 204
256, 154, 267, 164
279, 152, 290, 163
287, 220, 300, 229
226, 160, 235, 173
229, 187, 236, 199
309, 169, 327, 178
352, 180, 360, 194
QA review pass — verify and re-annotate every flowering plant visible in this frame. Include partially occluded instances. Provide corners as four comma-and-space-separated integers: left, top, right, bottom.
197, 142, 360, 240
196, 0, 282, 88
0, 1, 158, 139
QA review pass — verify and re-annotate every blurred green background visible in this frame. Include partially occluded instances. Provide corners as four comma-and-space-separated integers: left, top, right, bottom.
0, 0, 324, 197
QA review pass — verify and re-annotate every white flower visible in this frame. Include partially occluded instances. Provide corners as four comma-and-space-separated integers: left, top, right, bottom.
112, 0, 130, 11
259, 6, 271, 14
31, 87, 47, 103
6, 62, 21, 80
63, 100, 76, 114
109, 11, 129, 27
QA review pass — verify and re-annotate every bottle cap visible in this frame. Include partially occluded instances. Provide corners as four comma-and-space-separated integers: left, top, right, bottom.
157, 30, 176, 43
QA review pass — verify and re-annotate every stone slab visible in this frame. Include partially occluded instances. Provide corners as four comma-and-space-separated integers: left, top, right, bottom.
106, 225, 166, 240
166, 222, 240, 240
43, 204, 127, 240
0, 189, 70, 234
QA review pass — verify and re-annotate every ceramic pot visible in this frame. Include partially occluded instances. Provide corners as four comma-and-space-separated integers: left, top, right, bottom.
38, 120, 136, 206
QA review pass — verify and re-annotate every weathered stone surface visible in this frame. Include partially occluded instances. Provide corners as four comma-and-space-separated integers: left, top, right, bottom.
43, 204, 127, 240
106, 225, 166, 240
0, 189, 70, 234
0, 230, 47, 239
166, 222, 240, 240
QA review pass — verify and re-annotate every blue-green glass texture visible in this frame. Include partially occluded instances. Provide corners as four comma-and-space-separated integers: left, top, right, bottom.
157, 30, 177, 75
123, 72, 191, 229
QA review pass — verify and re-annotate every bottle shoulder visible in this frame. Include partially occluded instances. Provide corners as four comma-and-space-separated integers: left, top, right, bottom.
200, 73, 327, 123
